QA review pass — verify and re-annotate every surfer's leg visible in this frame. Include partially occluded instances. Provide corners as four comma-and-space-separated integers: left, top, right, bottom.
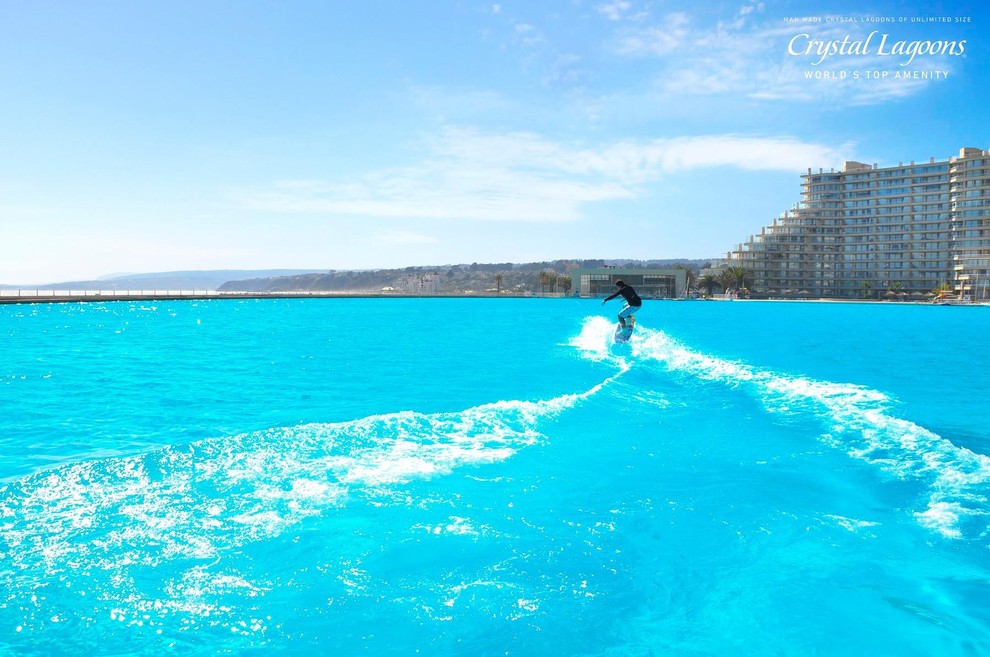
618, 304, 640, 329
618, 303, 634, 328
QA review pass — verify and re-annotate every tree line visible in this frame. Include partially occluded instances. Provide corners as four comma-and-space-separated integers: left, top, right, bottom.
219, 259, 712, 295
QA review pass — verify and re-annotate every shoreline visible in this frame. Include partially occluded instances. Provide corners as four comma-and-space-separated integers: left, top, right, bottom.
0, 291, 550, 305
1, 290, 986, 307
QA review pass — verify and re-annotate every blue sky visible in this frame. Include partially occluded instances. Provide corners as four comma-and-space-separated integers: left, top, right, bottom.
1, 0, 986, 283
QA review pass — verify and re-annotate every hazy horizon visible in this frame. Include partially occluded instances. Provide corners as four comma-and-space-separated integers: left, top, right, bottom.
1, 257, 718, 288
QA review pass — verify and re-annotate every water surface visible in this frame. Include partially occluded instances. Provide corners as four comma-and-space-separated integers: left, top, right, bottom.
2, 298, 988, 656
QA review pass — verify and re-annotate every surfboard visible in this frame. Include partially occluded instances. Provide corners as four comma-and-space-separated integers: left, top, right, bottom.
614, 324, 634, 343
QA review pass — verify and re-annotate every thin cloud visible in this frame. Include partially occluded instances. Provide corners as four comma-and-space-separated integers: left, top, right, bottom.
236, 127, 851, 223
614, 12, 691, 56
378, 230, 439, 245
598, 1, 633, 22
513, 22, 546, 47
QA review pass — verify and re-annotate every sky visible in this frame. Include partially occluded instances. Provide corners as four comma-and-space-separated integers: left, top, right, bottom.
1, 0, 987, 284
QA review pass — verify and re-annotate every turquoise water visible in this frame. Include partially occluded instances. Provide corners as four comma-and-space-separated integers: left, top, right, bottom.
1, 298, 988, 656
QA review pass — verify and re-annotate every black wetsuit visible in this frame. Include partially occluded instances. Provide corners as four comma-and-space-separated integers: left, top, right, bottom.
604, 284, 642, 307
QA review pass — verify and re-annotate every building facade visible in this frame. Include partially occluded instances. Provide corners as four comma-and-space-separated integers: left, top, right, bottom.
571, 268, 687, 299
395, 271, 441, 294
723, 147, 990, 300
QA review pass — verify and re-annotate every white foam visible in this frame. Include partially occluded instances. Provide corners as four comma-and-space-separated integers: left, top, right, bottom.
0, 369, 617, 621
621, 324, 990, 541
824, 514, 880, 533
568, 316, 618, 361
915, 502, 966, 539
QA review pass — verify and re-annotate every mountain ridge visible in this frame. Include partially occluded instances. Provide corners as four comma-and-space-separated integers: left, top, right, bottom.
3, 259, 714, 292
218, 259, 712, 295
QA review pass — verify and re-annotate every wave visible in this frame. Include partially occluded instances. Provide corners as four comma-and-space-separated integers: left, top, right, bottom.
570, 317, 990, 540
0, 377, 623, 640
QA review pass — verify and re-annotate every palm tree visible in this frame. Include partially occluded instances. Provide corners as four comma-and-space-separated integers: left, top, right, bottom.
726, 266, 752, 292
495, 273, 503, 296
860, 280, 872, 299
716, 270, 735, 295
933, 281, 952, 299
699, 274, 718, 298
538, 270, 555, 295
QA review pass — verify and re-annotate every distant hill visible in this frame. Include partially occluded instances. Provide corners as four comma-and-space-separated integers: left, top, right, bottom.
1, 269, 328, 290
3, 260, 715, 293
218, 259, 714, 295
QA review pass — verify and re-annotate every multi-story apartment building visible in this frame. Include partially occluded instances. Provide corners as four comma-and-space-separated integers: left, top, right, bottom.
723, 147, 990, 300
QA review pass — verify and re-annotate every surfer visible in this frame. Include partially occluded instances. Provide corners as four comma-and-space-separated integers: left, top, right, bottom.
602, 279, 642, 329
